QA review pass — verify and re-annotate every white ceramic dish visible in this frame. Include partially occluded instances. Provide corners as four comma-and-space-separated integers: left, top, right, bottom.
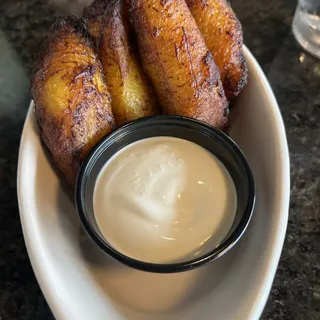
17, 46, 290, 320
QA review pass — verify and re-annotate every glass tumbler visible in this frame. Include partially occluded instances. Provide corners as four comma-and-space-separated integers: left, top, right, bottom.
292, 0, 320, 59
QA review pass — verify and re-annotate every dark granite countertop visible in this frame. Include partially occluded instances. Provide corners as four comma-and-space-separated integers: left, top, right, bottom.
0, 0, 319, 319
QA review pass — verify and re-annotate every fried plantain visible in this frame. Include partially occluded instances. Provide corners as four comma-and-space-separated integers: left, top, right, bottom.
185, 0, 247, 100
99, 0, 159, 126
83, 0, 109, 42
131, 0, 228, 130
31, 16, 115, 185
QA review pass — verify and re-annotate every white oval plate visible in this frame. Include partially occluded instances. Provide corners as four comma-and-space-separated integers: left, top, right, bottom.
17, 47, 290, 320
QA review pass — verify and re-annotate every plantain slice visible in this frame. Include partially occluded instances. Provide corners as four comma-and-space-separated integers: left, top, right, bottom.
31, 16, 115, 185
185, 0, 248, 100
99, 0, 159, 126
131, 0, 228, 130
83, 0, 109, 42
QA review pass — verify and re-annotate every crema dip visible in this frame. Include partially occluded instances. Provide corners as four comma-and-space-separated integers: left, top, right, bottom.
93, 137, 237, 264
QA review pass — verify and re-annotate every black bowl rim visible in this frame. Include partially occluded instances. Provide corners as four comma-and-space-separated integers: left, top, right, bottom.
75, 115, 255, 273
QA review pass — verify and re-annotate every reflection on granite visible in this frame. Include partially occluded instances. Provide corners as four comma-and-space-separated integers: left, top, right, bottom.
0, 0, 319, 319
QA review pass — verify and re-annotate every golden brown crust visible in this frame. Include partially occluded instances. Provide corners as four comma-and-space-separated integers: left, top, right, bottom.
99, 0, 159, 126
186, 0, 248, 100
131, 0, 228, 130
83, 0, 109, 41
31, 16, 115, 185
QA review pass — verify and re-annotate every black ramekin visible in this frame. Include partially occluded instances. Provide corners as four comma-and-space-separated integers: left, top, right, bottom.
75, 115, 255, 273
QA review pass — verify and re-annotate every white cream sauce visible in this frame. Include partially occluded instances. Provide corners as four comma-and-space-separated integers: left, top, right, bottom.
93, 137, 237, 264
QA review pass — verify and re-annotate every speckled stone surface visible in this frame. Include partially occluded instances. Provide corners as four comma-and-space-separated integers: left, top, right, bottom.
0, 0, 319, 319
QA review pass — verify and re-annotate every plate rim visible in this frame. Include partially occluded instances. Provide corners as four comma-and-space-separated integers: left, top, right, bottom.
17, 45, 290, 320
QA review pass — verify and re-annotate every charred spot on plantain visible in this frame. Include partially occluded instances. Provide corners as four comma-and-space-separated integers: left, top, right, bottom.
174, 43, 183, 62
72, 102, 90, 128
72, 65, 97, 82
35, 109, 46, 127
201, 78, 214, 90
51, 16, 89, 42
160, 0, 174, 7
218, 88, 224, 98
96, 107, 107, 120
152, 6, 160, 13
202, 51, 214, 67
181, 27, 201, 99
32, 55, 50, 83
201, 51, 218, 89
153, 27, 160, 37
177, 81, 189, 88
84, 86, 96, 95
